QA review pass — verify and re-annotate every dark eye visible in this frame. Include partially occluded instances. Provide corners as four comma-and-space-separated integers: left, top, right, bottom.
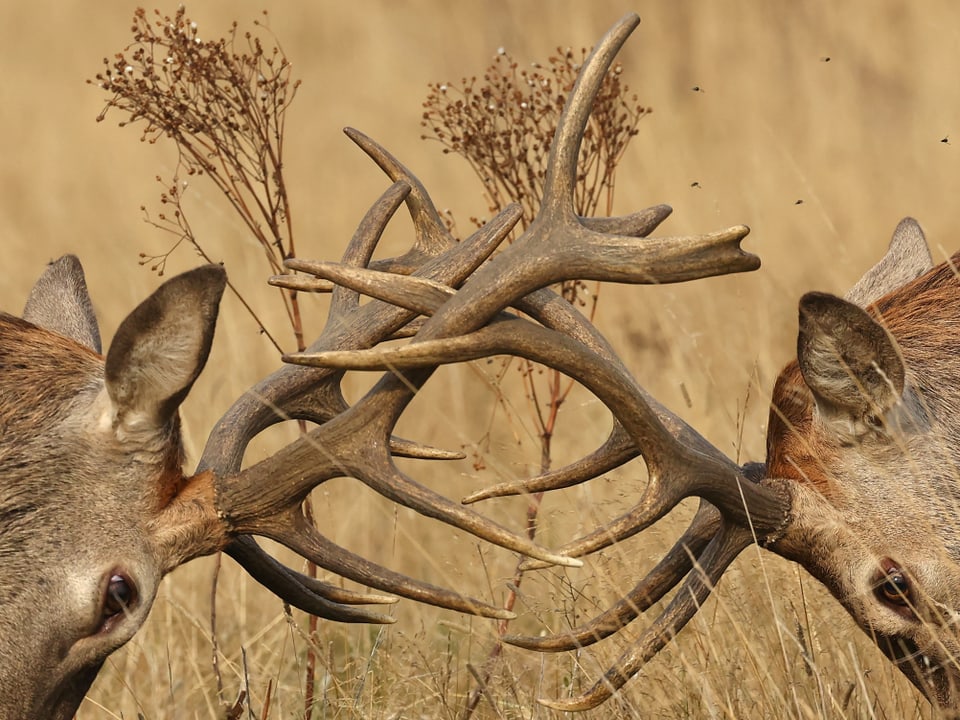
103, 573, 137, 621
878, 566, 912, 606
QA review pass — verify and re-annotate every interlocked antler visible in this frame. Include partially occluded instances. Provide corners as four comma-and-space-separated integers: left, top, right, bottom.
194, 176, 594, 624
281, 12, 793, 710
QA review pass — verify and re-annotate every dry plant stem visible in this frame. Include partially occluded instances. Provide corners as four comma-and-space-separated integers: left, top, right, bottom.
93, 9, 321, 713
141, 189, 286, 352
211, 551, 226, 709
302, 488, 319, 720
462, 386, 554, 718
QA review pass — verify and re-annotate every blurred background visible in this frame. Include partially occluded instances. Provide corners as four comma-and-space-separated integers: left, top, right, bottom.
2, 1, 957, 717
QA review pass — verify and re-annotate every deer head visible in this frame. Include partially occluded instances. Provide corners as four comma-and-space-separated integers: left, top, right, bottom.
0, 259, 225, 717
766, 217, 960, 707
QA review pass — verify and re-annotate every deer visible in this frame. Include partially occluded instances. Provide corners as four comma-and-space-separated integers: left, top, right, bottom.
2, 11, 955, 720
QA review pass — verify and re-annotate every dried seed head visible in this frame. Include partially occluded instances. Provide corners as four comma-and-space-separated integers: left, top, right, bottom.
421, 44, 651, 229
92, 6, 300, 280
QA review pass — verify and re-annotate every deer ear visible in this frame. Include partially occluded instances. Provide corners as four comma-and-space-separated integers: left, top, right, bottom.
797, 292, 905, 425
105, 265, 227, 429
23, 255, 102, 353
845, 217, 933, 307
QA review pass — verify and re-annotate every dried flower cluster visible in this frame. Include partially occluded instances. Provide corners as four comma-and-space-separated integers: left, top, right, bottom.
91, 6, 300, 282
92, 10, 322, 715
421, 46, 650, 228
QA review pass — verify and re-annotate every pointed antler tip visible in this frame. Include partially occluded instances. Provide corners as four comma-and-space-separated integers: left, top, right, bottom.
537, 694, 606, 712
548, 554, 583, 569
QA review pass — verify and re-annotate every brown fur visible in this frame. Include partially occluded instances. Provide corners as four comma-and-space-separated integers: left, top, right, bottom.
768, 252, 960, 499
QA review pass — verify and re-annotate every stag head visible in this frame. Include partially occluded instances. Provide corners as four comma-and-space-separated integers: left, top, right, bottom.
767, 218, 960, 707
0, 259, 225, 717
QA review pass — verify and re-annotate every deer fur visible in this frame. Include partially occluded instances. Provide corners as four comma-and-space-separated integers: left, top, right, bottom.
765, 218, 960, 707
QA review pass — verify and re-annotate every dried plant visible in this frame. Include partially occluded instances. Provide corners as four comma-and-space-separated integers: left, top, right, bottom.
422, 46, 649, 227
90, 5, 301, 352
421, 45, 650, 717
91, 8, 324, 718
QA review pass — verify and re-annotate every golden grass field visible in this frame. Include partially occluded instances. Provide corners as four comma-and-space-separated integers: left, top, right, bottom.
3, 1, 960, 718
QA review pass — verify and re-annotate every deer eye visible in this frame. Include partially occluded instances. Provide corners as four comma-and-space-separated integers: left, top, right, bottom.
100, 573, 137, 630
877, 565, 912, 606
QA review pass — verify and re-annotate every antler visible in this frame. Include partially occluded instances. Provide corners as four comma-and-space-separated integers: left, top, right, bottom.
282, 12, 793, 710
185, 166, 587, 623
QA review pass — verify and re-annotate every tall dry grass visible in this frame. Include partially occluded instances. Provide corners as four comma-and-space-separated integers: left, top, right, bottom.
2, 1, 959, 717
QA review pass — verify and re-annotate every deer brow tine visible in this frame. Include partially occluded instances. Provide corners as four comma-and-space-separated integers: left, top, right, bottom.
260, 509, 516, 620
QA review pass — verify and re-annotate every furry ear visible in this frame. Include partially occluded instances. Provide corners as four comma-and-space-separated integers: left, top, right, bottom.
845, 217, 933, 307
105, 265, 227, 430
797, 292, 904, 424
22, 255, 102, 353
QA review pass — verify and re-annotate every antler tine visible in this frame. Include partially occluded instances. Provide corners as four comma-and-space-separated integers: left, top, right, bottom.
463, 422, 638, 503
283, 260, 454, 318
268, 274, 334, 293
324, 178, 413, 321
344, 126, 456, 272
504, 503, 721, 651
535, 523, 755, 711
226, 536, 399, 624
542, 13, 640, 217
388, 437, 464, 460
581, 204, 672, 236
252, 509, 516, 620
